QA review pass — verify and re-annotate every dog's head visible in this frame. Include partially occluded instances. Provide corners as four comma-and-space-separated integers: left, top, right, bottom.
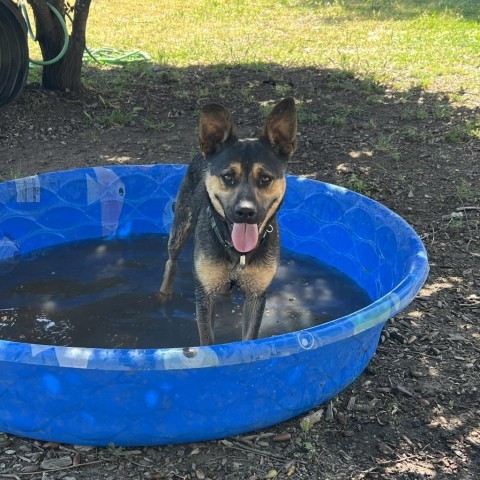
199, 98, 297, 253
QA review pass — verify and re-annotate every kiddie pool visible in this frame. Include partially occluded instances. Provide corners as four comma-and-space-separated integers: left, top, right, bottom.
0, 164, 428, 446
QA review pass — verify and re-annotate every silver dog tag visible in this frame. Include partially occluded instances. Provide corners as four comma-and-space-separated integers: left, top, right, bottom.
239, 255, 246, 269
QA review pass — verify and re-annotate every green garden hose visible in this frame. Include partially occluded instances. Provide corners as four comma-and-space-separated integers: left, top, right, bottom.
19, 1, 69, 66
19, 2, 151, 67
83, 47, 152, 65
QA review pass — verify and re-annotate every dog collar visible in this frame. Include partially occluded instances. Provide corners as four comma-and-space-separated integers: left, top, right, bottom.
206, 205, 272, 268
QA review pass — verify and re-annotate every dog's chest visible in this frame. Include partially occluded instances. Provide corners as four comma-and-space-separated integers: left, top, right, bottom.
195, 253, 277, 295
228, 260, 277, 294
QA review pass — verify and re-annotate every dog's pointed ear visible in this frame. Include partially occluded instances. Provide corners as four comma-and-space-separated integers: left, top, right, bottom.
199, 104, 236, 156
262, 98, 297, 159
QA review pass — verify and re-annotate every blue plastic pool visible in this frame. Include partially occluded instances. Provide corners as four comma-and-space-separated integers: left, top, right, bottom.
0, 165, 428, 446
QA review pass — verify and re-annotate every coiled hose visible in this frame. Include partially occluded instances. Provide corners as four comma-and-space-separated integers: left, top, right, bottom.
1, 1, 151, 110
0, 0, 28, 110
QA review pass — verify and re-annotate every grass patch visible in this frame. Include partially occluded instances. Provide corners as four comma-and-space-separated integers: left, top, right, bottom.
143, 119, 176, 132
326, 115, 347, 127
433, 104, 455, 120
298, 108, 321, 125
325, 104, 363, 127
445, 118, 480, 143
374, 134, 396, 152
445, 127, 469, 143
457, 179, 479, 201
275, 83, 294, 97
54, 0, 479, 102
84, 108, 139, 127
0, 168, 24, 182
466, 119, 480, 139
402, 126, 432, 143
344, 174, 380, 197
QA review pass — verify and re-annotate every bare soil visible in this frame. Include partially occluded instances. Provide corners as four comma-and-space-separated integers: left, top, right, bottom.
0, 64, 479, 480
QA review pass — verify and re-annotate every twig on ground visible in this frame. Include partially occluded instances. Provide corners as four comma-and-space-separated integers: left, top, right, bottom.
456, 206, 480, 211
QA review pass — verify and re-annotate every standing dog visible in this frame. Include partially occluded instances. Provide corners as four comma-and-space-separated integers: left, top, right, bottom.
160, 98, 297, 345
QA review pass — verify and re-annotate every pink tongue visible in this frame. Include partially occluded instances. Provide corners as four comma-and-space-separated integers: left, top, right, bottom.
231, 223, 259, 253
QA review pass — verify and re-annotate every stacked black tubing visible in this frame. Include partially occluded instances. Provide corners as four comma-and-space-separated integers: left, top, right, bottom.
0, 0, 28, 110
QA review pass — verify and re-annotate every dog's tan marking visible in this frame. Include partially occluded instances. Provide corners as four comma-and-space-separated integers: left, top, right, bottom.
255, 177, 287, 233
226, 162, 242, 177
236, 262, 277, 294
195, 253, 229, 294
251, 164, 272, 181
205, 166, 242, 218
205, 173, 227, 217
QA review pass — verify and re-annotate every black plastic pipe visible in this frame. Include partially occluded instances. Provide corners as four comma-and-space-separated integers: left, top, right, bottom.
0, 0, 28, 110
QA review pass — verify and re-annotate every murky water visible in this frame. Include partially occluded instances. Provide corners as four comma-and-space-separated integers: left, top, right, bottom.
0, 235, 371, 348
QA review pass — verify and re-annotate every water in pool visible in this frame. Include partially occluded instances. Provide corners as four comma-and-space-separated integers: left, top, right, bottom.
0, 235, 371, 348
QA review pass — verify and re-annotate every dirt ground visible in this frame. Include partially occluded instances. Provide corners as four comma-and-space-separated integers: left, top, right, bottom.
0, 64, 479, 480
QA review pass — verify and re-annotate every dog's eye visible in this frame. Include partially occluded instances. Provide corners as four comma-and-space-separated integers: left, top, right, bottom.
260, 175, 272, 186
222, 173, 234, 184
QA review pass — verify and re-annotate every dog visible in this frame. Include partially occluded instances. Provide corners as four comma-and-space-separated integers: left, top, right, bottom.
160, 98, 297, 345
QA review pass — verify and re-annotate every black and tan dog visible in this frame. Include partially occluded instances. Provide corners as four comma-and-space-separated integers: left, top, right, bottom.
160, 98, 297, 345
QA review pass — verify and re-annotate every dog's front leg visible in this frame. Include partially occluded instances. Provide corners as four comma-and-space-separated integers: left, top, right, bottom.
194, 283, 216, 346
242, 292, 267, 341
193, 256, 228, 346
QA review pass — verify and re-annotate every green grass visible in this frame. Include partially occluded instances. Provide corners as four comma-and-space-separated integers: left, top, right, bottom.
72, 0, 479, 101
456, 178, 479, 201
343, 174, 380, 197
84, 108, 137, 127
324, 103, 363, 126
445, 118, 480, 143
0, 167, 24, 182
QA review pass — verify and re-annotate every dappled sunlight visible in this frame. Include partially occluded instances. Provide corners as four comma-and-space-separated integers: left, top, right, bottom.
348, 150, 373, 159
405, 309, 423, 319
385, 461, 437, 478
418, 276, 463, 297
379, 390, 480, 478
100, 155, 134, 164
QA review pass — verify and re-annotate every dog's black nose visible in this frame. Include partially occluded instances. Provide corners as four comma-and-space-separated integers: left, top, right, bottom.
234, 203, 257, 222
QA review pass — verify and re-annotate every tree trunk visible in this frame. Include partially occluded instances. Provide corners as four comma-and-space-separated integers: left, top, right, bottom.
28, 0, 92, 91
